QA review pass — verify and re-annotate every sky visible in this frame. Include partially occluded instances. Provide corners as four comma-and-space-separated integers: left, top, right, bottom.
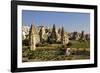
22, 10, 90, 33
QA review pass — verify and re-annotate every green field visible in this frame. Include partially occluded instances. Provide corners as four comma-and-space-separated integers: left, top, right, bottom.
68, 40, 90, 48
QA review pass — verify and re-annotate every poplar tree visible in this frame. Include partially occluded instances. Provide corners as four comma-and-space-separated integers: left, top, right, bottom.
61, 27, 64, 44
39, 27, 43, 43
50, 24, 57, 43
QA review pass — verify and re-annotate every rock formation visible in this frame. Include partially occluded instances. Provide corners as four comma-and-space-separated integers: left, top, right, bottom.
29, 24, 40, 50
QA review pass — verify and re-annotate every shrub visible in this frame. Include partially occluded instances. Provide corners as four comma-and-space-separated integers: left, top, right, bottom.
22, 39, 29, 46
67, 42, 72, 47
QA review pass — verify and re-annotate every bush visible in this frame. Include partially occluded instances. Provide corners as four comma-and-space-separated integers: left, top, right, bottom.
67, 42, 72, 47
36, 43, 49, 47
22, 39, 29, 46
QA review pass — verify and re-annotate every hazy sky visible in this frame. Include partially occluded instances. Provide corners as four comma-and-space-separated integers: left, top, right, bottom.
22, 10, 90, 33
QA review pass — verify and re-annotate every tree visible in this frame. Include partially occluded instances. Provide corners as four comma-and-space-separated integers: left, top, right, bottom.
50, 24, 57, 43
61, 27, 64, 44
39, 27, 43, 43
72, 31, 77, 40
58, 28, 61, 34
80, 30, 85, 41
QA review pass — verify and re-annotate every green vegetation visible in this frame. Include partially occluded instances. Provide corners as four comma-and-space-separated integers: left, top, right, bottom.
22, 40, 90, 62
67, 40, 90, 48
48, 24, 57, 44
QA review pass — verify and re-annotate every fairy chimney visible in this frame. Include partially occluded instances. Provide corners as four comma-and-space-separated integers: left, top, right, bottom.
29, 24, 37, 51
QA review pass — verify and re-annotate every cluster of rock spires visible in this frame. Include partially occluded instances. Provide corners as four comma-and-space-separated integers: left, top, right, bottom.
22, 24, 90, 51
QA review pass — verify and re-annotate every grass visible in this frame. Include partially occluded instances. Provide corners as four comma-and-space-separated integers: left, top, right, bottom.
22, 46, 90, 62
22, 40, 90, 62
68, 40, 90, 48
